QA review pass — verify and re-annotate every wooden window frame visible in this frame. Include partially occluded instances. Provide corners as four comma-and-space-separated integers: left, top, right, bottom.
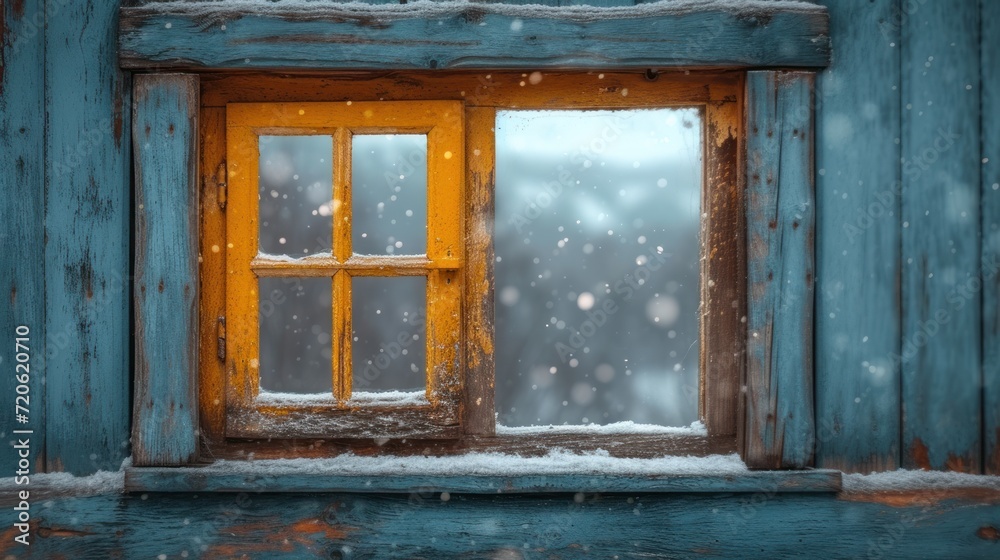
124, 2, 828, 471
190, 70, 746, 459
224, 101, 464, 440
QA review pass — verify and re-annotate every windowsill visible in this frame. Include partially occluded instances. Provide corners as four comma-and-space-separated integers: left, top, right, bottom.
124, 452, 842, 494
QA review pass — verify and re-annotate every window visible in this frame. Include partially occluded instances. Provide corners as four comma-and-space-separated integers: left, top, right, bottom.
124, 1, 827, 472
223, 101, 464, 439
197, 72, 743, 456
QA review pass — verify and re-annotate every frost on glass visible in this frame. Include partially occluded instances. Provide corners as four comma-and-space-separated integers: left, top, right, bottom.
352, 276, 427, 393
258, 135, 334, 257
352, 134, 428, 255
258, 277, 333, 394
495, 108, 702, 427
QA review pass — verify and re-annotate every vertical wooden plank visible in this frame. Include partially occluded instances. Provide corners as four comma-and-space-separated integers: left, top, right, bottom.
1, 0, 46, 471
45, 0, 131, 474
900, 0, 981, 472
199, 107, 227, 440
463, 107, 496, 436
702, 82, 744, 437
983, 0, 1000, 475
744, 71, 816, 469
814, 0, 902, 473
132, 74, 200, 466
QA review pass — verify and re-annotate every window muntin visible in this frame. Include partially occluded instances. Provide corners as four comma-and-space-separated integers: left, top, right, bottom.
224, 101, 464, 439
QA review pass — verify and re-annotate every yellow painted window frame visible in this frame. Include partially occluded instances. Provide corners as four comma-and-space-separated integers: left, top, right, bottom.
224, 101, 465, 439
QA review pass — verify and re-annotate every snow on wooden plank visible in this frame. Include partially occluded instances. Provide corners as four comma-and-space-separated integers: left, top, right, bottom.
813, 0, 902, 474
123, 451, 844, 493
132, 74, 201, 467
743, 71, 816, 469
900, 0, 982, 472
118, 0, 831, 70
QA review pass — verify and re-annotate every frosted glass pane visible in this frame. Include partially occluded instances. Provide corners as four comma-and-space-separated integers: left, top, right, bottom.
352, 134, 428, 255
495, 108, 702, 427
258, 135, 333, 257
258, 277, 333, 394
352, 277, 426, 393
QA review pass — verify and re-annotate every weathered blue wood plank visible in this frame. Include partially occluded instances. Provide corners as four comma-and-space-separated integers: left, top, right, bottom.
983, 0, 1000, 476
814, 0, 902, 473
118, 2, 830, 70
44, 0, 132, 474
744, 71, 816, 469
6, 490, 998, 558
132, 74, 200, 466
124, 467, 842, 494
0, 0, 46, 473
900, 0, 981, 472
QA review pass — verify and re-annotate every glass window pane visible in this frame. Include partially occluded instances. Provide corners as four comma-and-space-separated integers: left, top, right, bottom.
352, 134, 428, 256
258, 277, 333, 394
258, 135, 334, 257
351, 276, 426, 394
495, 108, 702, 427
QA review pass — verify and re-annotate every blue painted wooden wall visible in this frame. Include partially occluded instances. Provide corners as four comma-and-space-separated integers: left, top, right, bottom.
1, 0, 999, 556
2, 0, 998, 475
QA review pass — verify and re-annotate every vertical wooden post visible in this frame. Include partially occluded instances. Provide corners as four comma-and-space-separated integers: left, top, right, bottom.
813, 0, 902, 474
981, 0, 1000, 475
743, 71, 816, 469
132, 74, 200, 466
900, 0, 981, 472
1, 0, 46, 472
45, 0, 132, 474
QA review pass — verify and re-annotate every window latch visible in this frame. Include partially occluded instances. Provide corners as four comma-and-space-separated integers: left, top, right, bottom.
215, 161, 227, 210
216, 316, 226, 361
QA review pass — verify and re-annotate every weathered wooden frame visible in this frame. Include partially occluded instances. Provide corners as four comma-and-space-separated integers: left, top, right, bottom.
192, 71, 748, 459
126, 4, 826, 472
224, 101, 464, 440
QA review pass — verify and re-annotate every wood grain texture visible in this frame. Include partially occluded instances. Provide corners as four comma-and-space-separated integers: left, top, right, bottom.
199, 107, 227, 441
118, 3, 830, 70
983, 0, 1000, 476
44, 0, 131, 474
7, 491, 1000, 558
900, 0, 981, 472
813, 0, 902, 474
701, 79, 744, 437
0, 0, 46, 472
132, 74, 200, 466
200, 71, 741, 109
124, 467, 842, 494
743, 71, 816, 469
463, 107, 497, 436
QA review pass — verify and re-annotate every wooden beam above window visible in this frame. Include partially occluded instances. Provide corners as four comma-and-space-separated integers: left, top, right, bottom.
119, 1, 830, 71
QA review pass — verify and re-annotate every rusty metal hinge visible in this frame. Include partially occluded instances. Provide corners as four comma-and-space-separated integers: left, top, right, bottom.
216, 316, 226, 361
215, 161, 228, 210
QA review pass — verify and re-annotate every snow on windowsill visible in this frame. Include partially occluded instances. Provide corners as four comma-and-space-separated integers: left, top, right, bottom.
194, 449, 749, 477
256, 390, 429, 406
140, 0, 826, 22
496, 420, 708, 437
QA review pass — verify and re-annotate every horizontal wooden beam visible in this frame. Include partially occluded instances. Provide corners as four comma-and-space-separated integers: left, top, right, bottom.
124, 467, 842, 494
119, 2, 830, 70
13, 490, 1000, 558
